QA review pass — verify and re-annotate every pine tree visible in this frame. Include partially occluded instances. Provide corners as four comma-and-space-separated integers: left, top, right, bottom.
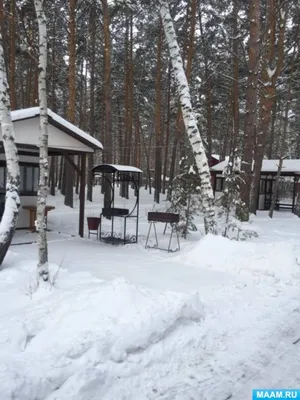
168, 156, 201, 238
217, 155, 244, 238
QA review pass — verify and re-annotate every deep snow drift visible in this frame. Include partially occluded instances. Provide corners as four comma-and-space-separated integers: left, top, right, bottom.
0, 264, 205, 399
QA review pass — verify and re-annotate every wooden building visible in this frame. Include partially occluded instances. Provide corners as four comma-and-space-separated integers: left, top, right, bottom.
0, 107, 103, 235
211, 159, 300, 212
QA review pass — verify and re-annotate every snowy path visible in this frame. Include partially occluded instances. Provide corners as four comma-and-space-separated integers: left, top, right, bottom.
9, 237, 238, 294
231, 309, 300, 400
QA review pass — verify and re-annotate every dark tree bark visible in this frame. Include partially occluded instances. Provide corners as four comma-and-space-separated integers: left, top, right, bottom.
163, 63, 171, 194
87, 8, 96, 202
101, 0, 113, 209
238, 0, 260, 220
9, 0, 16, 110
154, 20, 163, 204
250, 0, 285, 214
64, 0, 77, 208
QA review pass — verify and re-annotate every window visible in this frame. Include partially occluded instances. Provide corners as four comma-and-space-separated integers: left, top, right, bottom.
20, 165, 39, 194
259, 179, 266, 194
0, 166, 5, 190
0, 164, 39, 194
216, 177, 224, 191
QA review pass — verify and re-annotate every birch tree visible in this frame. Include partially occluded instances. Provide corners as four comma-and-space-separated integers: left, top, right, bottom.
34, 0, 49, 281
159, 0, 216, 234
0, 33, 20, 266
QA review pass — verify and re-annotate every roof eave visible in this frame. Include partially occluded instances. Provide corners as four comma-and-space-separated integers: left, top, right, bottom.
10, 109, 103, 152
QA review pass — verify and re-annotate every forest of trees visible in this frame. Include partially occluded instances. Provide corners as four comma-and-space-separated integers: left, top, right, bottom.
0, 0, 299, 219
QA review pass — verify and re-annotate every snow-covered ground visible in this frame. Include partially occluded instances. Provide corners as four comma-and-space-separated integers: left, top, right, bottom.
1, 187, 300, 399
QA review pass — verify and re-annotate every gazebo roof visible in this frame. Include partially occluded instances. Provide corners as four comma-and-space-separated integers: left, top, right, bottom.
211, 159, 300, 176
1, 107, 103, 155
92, 164, 143, 174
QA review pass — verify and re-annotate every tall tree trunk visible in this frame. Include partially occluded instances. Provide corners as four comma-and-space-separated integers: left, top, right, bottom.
163, 63, 171, 194
101, 0, 113, 209
179, 0, 197, 162
154, 20, 163, 204
159, 1, 216, 234
269, 42, 296, 218
117, 97, 123, 164
135, 116, 140, 167
87, 8, 96, 202
127, 12, 134, 168
32, 64, 39, 106
167, 0, 196, 199
295, 190, 300, 217
9, 0, 16, 110
34, 0, 49, 281
64, 0, 76, 208
250, 0, 286, 214
267, 99, 277, 158
199, 4, 212, 158
231, 0, 239, 155
50, 19, 56, 110
0, 1, 8, 80
0, 32, 20, 266
268, 157, 283, 218
121, 14, 130, 199
49, 156, 56, 196
239, 0, 260, 220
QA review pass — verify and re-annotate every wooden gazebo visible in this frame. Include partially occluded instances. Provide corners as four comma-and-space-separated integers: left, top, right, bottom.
0, 107, 103, 236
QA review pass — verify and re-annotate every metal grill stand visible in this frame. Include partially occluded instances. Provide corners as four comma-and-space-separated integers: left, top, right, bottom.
145, 212, 180, 253
91, 164, 142, 245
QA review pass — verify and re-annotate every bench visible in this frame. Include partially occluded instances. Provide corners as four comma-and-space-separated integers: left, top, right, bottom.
23, 205, 55, 232
275, 202, 293, 211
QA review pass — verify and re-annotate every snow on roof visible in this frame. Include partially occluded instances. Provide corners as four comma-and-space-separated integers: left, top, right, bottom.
211, 159, 300, 174
110, 164, 143, 173
10, 107, 103, 150
92, 164, 143, 174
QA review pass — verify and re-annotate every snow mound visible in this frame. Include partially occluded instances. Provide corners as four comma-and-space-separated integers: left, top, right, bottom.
180, 234, 300, 284
0, 275, 205, 400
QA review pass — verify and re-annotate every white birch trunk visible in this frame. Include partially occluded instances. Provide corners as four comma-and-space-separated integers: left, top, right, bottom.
34, 0, 49, 281
159, 0, 217, 234
0, 34, 20, 266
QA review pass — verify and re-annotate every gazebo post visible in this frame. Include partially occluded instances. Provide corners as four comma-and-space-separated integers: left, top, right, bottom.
79, 154, 86, 237
136, 174, 140, 243
111, 171, 115, 238
292, 176, 297, 213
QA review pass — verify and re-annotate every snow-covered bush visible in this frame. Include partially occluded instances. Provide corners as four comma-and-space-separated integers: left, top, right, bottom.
216, 155, 257, 240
